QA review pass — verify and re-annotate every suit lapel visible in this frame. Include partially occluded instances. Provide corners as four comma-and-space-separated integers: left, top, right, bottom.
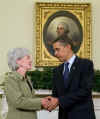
27, 76, 34, 93
64, 56, 79, 90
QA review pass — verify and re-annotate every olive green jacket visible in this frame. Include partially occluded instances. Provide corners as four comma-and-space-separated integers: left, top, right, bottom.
4, 71, 42, 119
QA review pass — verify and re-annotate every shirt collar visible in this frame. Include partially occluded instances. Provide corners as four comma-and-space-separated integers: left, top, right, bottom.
64, 54, 76, 71
67, 54, 76, 66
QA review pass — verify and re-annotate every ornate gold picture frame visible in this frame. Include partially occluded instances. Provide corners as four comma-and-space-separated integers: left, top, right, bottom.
35, 3, 91, 66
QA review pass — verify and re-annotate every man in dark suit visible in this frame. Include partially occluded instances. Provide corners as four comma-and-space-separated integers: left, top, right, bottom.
45, 34, 96, 119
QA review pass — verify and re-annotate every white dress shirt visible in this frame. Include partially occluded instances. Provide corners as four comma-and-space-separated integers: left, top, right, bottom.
63, 55, 76, 73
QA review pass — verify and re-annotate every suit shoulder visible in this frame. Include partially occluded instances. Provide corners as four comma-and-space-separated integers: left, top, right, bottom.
4, 71, 21, 83
5, 71, 14, 79
4, 72, 14, 85
78, 58, 93, 65
53, 63, 63, 71
5, 71, 17, 78
77, 58, 94, 71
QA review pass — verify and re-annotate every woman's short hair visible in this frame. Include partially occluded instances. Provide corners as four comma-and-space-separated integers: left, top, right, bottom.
7, 48, 30, 71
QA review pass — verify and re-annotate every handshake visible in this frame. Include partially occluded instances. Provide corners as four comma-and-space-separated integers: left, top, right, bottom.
41, 96, 59, 112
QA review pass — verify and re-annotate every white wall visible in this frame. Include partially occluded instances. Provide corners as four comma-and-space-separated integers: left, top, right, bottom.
0, 0, 100, 76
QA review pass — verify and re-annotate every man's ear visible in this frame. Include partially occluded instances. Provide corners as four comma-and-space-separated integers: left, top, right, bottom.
66, 44, 71, 49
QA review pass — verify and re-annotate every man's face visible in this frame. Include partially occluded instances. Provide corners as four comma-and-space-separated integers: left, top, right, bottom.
56, 24, 65, 36
53, 42, 70, 62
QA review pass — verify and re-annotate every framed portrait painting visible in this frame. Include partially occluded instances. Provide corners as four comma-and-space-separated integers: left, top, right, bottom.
35, 3, 91, 66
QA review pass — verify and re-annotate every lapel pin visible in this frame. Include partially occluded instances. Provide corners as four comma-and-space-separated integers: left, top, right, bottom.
72, 66, 76, 70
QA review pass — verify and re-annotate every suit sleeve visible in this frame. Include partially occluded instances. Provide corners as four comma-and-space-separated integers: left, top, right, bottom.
4, 74, 42, 111
59, 60, 94, 109
52, 68, 58, 97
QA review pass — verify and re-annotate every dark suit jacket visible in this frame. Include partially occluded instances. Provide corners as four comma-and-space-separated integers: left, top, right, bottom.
52, 56, 96, 119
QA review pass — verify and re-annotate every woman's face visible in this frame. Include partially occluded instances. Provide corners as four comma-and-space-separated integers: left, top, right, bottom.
16, 55, 32, 70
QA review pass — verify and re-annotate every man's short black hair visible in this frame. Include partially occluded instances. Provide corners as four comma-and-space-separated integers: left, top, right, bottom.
52, 34, 75, 52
